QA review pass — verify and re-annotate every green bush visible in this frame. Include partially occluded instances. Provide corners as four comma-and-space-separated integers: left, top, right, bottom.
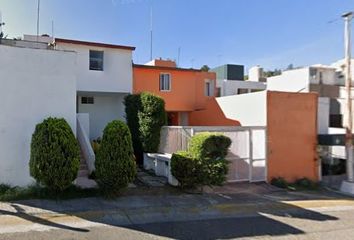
124, 92, 167, 158
138, 92, 167, 153
189, 133, 231, 159
171, 133, 231, 189
270, 177, 288, 189
170, 151, 202, 189
124, 94, 143, 160
294, 178, 318, 190
95, 120, 137, 194
29, 117, 80, 192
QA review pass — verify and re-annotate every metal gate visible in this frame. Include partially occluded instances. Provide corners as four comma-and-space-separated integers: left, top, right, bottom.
159, 126, 267, 182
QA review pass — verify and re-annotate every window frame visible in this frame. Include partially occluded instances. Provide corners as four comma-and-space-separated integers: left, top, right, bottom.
81, 96, 94, 104
89, 50, 104, 71
159, 73, 172, 92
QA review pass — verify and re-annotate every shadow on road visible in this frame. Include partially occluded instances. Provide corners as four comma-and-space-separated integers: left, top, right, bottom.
2, 184, 344, 239
0, 204, 89, 233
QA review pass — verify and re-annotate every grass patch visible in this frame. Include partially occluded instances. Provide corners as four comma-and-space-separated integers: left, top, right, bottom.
0, 184, 100, 201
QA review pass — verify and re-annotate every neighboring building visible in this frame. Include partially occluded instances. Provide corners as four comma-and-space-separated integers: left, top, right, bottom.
216, 91, 319, 182
211, 64, 266, 96
23, 35, 135, 141
133, 59, 234, 126
0, 39, 77, 186
267, 63, 354, 135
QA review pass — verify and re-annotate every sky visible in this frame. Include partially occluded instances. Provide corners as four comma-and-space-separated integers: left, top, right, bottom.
1, 0, 354, 71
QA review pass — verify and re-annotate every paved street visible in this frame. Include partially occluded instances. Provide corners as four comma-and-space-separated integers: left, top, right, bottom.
1, 206, 354, 240
0, 184, 353, 239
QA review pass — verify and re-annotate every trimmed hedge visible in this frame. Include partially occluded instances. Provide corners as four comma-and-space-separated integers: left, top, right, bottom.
170, 151, 202, 189
29, 117, 80, 192
124, 92, 166, 161
95, 120, 136, 194
189, 133, 231, 159
171, 133, 231, 189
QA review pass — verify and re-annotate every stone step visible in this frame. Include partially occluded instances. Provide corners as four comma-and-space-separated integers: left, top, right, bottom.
80, 164, 88, 171
75, 177, 98, 189
78, 169, 89, 177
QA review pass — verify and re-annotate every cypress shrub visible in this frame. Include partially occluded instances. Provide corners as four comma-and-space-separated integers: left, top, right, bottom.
95, 120, 136, 194
138, 92, 167, 153
124, 94, 143, 160
124, 92, 167, 159
29, 117, 80, 192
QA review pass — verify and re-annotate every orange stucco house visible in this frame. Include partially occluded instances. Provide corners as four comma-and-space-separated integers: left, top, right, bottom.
133, 59, 237, 126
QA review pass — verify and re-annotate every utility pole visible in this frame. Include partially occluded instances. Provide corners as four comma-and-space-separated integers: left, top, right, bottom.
341, 12, 354, 194
150, 6, 153, 61
177, 47, 181, 67
36, 0, 40, 42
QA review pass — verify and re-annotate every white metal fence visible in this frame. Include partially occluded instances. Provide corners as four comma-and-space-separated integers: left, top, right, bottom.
159, 126, 267, 182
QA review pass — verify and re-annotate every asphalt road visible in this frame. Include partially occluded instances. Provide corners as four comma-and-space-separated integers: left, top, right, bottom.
1, 207, 354, 240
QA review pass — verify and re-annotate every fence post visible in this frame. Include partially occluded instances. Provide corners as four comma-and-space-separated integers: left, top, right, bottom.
249, 129, 253, 182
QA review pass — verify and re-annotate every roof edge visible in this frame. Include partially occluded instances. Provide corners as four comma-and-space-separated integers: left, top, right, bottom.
55, 38, 136, 51
133, 64, 205, 72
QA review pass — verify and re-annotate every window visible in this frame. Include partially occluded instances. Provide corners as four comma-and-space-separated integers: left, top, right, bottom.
204, 80, 215, 96
159, 73, 171, 91
81, 97, 94, 104
89, 50, 104, 71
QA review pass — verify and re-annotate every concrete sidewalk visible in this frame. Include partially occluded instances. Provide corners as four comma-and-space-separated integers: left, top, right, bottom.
0, 184, 353, 234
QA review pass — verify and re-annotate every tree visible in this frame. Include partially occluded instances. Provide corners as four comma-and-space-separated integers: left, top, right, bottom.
200, 65, 210, 72
286, 64, 294, 70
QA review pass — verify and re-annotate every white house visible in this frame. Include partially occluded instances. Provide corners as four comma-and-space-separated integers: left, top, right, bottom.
0, 40, 77, 186
23, 35, 135, 141
0, 35, 135, 186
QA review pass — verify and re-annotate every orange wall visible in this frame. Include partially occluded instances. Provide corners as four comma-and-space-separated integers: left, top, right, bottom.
189, 98, 240, 126
267, 91, 319, 182
133, 66, 216, 112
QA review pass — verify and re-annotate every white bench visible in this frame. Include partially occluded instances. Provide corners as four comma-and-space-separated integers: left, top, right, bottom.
143, 153, 179, 186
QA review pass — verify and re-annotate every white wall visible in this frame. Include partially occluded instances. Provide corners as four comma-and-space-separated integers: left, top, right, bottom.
0, 45, 76, 186
218, 79, 266, 96
56, 43, 133, 93
267, 68, 310, 92
249, 66, 263, 82
216, 91, 267, 126
77, 93, 128, 140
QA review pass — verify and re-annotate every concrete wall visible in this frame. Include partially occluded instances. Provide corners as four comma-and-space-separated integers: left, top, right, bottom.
0, 45, 76, 186
309, 67, 337, 85
217, 79, 266, 96
216, 91, 267, 126
267, 91, 319, 182
56, 43, 133, 93
77, 93, 128, 140
188, 98, 239, 126
267, 68, 310, 92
